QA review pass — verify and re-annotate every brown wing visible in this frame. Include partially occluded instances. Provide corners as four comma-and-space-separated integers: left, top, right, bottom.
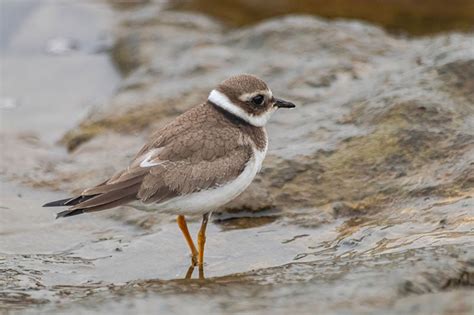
50, 104, 252, 217
137, 145, 252, 203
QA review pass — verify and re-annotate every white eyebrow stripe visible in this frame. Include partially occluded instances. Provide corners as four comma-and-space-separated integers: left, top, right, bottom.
208, 89, 275, 127
238, 90, 272, 102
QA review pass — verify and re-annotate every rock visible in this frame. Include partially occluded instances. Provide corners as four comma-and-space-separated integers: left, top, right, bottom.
4, 9, 472, 226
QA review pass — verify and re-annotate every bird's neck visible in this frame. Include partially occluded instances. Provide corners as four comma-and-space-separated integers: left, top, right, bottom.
206, 101, 268, 152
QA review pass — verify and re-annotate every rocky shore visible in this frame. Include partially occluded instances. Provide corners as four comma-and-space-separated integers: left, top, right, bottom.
1, 1, 473, 314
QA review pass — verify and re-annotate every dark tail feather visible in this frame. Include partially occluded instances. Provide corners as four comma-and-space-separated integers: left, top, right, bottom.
43, 198, 74, 207
43, 195, 97, 207
48, 181, 139, 219
55, 195, 136, 219
56, 209, 85, 218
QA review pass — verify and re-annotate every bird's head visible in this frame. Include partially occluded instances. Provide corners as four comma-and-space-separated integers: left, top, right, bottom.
208, 74, 296, 127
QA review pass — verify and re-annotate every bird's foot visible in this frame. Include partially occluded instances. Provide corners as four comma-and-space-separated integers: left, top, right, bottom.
183, 264, 205, 280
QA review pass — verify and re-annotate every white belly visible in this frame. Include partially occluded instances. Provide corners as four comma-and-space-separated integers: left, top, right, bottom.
140, 148, 266, 215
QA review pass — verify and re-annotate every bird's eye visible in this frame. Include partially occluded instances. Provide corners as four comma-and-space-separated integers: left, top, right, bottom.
251, 94, 265, 106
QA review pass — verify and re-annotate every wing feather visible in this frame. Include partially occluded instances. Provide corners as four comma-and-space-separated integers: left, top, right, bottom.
70, 183, 141, 210
138, 146, 251, 203
49, 104, 258, 217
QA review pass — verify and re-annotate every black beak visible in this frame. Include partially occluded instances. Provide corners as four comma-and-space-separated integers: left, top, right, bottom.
274, 97, 296, 108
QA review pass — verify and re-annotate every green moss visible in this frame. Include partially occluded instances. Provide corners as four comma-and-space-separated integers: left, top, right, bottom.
110, 34, 144, 76
267, 101, 471, 213
60, 103, 181, 152
61, 125, 106, 152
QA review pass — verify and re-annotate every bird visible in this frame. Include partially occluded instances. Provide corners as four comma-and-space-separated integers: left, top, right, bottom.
43, 74, 296, 276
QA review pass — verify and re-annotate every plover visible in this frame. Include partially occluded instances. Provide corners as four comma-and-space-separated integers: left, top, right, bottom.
44, 74, 295, 272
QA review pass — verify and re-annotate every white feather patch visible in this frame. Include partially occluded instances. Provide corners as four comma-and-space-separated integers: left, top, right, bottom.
208, 89, 276, 127
139, 149, 163, 168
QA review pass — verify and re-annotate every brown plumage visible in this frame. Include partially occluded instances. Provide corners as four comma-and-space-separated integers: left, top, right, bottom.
47, 102, 265, 218
43, 74, 296, 272
44, 74, 294, 220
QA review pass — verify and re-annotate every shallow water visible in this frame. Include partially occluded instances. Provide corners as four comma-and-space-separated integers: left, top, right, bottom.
1, 1, 473, 314
2, 178, 473, 313
0, 0, 120, 142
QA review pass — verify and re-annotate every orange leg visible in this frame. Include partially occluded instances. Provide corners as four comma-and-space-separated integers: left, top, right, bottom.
177, 215, 198, 266
185, 265, 195, 279
197, 212, 210, 267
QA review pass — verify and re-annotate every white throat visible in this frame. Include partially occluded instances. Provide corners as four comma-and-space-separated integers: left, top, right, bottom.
208, 89, 275, 127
